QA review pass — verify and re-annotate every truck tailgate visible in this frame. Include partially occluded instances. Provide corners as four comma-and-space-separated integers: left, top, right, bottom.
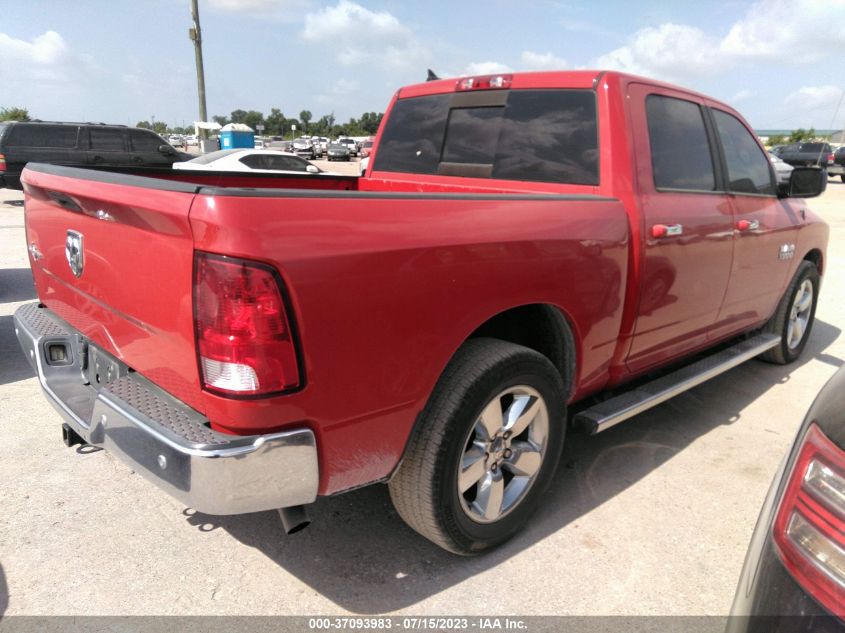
21, 164, 204, 411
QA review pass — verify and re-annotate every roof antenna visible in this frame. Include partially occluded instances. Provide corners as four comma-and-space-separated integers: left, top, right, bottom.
426, 69, 440, 82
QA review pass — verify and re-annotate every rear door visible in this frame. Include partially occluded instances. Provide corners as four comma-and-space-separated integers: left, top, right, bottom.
709, 106, 800, 337
86, 127, 131, 167
625, 84, 734, 373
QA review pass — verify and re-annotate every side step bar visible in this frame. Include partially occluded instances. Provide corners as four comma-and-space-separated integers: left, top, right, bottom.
574, 333, 780, 434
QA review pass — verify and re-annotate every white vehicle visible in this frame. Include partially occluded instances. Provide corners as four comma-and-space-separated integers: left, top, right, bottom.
172, 149, 332, 175
768, 152, 794, 185
185, 135, 198, 146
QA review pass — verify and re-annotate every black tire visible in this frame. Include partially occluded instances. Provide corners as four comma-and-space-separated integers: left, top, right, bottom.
840, 174, 844, 183
760, 260, 819, 364
389, 338, 566, 555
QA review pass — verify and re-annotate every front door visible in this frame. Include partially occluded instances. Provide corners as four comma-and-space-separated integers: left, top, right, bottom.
708, 106, 801, 338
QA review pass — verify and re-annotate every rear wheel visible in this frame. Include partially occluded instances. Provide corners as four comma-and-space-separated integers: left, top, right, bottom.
761, 260, 819, 364
389, 339, 566, 555
840, 174, 844, 183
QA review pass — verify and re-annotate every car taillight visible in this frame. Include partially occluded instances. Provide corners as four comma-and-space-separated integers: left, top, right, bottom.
773, 423, 845, 617
0, 153, 6, 172
455, 74, 512, 91
194, 252, 301, 396
827, 153, 835, 165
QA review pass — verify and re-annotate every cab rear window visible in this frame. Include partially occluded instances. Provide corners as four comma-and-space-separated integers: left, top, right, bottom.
373, 89, 598, 185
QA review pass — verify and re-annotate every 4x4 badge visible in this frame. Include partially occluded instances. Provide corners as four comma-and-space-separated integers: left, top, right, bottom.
65, 230, 84, 277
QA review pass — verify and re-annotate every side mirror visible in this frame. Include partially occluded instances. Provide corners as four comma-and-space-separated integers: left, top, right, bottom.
158, 144, 176, 155
778, 167, 827, 199
306, 165, 319, 174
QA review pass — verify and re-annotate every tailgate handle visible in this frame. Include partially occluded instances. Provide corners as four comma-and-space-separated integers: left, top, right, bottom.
47, 191, 82, 213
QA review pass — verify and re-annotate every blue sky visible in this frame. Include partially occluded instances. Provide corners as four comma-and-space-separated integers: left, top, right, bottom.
2, 0, 844, 131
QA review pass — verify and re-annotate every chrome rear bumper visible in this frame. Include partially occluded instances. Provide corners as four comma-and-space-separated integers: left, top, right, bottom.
13, 302, 319, 515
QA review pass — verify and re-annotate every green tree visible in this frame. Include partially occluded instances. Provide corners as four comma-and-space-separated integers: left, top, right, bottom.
0, 106, 31, 121
788, 128, 816, 143
212, 114, 229, 127
152, 121, 167, 135
230, 109, 248, 124
767, 134, 787, 147
359, 111, 382, 135
265, 108, 286, 136
299, 110, 312, 133
136, 120, 152, 129
242, 110, 264, 132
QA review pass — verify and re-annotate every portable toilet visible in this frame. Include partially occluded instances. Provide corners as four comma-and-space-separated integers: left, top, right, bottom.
219, 123, 255, 149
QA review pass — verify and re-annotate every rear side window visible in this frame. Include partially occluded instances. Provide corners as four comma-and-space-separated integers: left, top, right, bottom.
7, 124, 79, 148
646, 95, 715, 192
90, 129, 125, 151
712, 110, 775, 196
130, 130, 163, 152
373, 89, 599, 185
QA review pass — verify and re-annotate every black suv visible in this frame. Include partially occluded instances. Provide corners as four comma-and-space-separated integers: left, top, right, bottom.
772, 141, 835, 171
0, 121, 191, 189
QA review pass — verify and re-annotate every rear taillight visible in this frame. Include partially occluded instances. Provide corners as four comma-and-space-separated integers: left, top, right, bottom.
773, 423, 845, 617
194, 252, 301, 397
827, 153, 835, 165
0, 153, 6, 172
455, 74, 512, 91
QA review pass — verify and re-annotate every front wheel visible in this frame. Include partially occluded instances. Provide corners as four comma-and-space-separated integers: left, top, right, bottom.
389, 339, 566, 554
761, 260, 819, 364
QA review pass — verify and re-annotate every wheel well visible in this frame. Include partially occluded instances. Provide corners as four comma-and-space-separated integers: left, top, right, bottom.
467, 304, 576, 398
804, 249, 823, 276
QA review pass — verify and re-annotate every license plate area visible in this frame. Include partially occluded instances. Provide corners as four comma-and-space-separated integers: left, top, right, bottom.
86, 342, 127, 388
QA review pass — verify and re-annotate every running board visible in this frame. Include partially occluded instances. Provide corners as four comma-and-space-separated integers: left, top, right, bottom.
574, 333, 781, 434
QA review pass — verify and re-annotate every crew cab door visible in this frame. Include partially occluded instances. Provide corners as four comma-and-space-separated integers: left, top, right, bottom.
707, 106, 800, 338
625, 84, 734, 373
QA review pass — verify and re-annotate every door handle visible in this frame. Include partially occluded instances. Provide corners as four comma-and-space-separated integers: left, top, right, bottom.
736, 219, 760, 231
651, 224, 683, 238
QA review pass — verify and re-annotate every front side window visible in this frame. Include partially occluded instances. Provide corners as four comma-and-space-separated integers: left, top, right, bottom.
712, 110, 775, 196
90, 129, 125, 151
373, 89, 598, 185
130, 130, 163, 152
646, 95, 715, 192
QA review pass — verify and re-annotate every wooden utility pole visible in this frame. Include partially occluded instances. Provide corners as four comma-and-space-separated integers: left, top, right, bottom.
189, 0, 208, 140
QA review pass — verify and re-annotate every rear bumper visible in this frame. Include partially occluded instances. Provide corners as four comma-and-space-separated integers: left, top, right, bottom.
13, 302, 319, 515
828, 164, 844, 176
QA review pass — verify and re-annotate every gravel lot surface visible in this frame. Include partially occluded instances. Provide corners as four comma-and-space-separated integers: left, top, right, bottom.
0, 177, 843, 617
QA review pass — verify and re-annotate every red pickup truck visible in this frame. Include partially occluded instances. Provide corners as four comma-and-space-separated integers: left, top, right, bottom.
14, 71, 828, 555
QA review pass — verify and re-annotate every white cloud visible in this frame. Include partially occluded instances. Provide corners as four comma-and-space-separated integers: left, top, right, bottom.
595, 23, 721, 81
592, 0, 845, 83
720, 0, 845, 63
317, 78, 360, 104
207, 0, 312, 16
464, 61, 512, 75
520, 51, 567, 71
784, 85, 844, 111
730, 89, 754, 103
302, 1, 429, 70
0, 30, 97, 85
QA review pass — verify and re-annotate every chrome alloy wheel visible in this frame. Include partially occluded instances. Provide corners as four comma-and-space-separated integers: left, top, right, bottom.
457, 386, 549, 524
787, 279, 814, 350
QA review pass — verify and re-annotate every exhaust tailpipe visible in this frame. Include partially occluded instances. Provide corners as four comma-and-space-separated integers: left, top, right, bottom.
278, 505, 311, 534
